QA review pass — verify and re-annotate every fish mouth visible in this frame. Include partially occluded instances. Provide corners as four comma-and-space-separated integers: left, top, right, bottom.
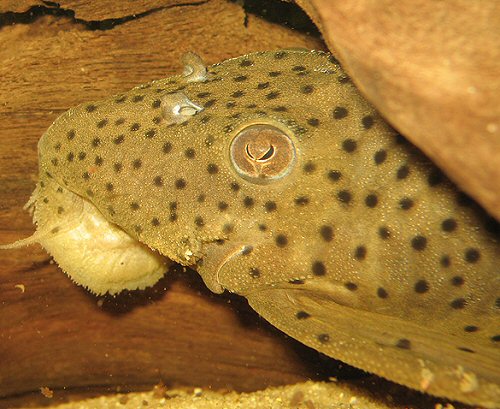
1, 175, 169, 295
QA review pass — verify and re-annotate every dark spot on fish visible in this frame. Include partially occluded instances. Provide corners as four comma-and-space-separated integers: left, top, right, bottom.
414, 279, 429, 294
464, 325, 478, 332
207, 164, 219, 174
294, 196, 309, 206
94, 156, 103, 166
194, 216, 204, 227
337, 190, 352, 204
275, 234, 288, 247
307, 118, 320, 127
333, 106, 348, 119
374, 150, 387, 165
345, 282, 358, 291
86, 104, 97, 112
378, 226, 390, 239
303, 161, 316, 173
397, 165, 410, 179
377, 287, 389, 299
272, 106, 288, 112
328, 170, 342, 182
175, 178, 186, 189
257, 82, 270, 90
243, 196, 254, 208
145, 129, 156, 138
184, 148, 195, 159
130, 123, 140, 131
231, 90, 245, 98
411, 235, 427, 251
113, 134, 125, 144
365, 194, 378, 208
440, 255, 451, 267
105, 182, 113, 192
441, 218, 457, 232
218, 201, 228, 211
312, 261, 326, 276
240, 59, 253, 67
265, 201, 277, 212
396, 339, 411, 349
269, 71, 281, 77
153, 176, 163, 187
317, 334, 330, 343
97, 119, 108, 129
204, 99, 216, 108
67, 130, 75, 140
354, 245, 366, 260
451, 298, 467, 309
464, 248, 480, 263
163, 142, 173, 154
132, 159, 142, 169
301, 85, 314, 94
320, 225, 334, 242
113, 162, 122, 173
266, 91, 280, 100
230, 182, 240, 192
249, 267, 260, 278
362, 115, 374, 129
296, 311, 310, 320
399, 197, 414, 210
342, 139, 357, 153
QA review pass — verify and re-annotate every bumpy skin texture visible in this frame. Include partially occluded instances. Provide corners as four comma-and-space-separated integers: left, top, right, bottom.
20, 51, 500, 407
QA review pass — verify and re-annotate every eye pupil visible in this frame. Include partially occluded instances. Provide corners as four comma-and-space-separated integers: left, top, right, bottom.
230, 123, 296, 184
245, 144, 275, 162
258, 145, 274, 161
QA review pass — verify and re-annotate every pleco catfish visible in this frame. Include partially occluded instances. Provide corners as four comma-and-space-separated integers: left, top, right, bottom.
2, 50, 499, 408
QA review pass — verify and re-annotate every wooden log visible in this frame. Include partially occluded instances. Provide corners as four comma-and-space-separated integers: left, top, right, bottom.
297, 0, 500, 220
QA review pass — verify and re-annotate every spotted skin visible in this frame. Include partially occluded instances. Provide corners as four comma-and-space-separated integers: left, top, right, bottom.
4, 50, 500, 407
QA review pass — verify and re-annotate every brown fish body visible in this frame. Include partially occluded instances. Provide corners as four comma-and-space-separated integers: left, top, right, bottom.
2, 50, 499, 407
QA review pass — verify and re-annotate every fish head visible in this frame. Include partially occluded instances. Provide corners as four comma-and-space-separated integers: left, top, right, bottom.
34, 50, 356, 293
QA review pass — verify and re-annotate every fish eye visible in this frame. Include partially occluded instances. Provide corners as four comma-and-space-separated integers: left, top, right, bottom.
230, 123, 296, 184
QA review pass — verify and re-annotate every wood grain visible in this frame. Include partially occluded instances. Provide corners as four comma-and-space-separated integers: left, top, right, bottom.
0, 0, 329, 404
297, 0, 500, 220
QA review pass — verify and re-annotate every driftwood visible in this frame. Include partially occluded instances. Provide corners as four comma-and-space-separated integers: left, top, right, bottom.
297, 0, 500, 220
0, 0, 329, 405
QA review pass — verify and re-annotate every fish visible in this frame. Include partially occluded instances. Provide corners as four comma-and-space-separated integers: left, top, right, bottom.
1, 50, 499, 408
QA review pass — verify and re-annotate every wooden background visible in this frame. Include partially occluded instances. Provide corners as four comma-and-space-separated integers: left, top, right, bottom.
2, 1, 495, 408
0, 0, 343, 407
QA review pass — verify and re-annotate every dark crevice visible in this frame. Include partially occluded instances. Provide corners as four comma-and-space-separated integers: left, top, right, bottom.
0, 1, 208, 31
233, 0, 320, 37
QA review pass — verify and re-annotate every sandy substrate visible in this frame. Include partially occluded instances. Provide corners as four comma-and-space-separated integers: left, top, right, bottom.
20, 381, 459, 409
